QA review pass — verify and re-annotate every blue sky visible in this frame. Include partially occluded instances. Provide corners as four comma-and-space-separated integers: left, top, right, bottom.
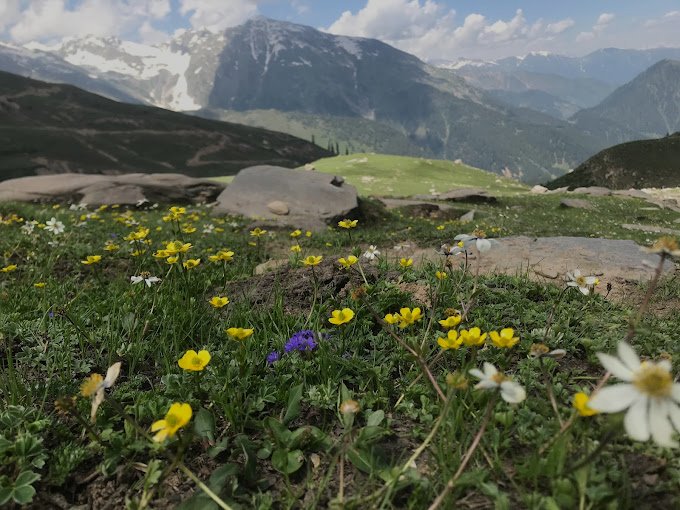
1, 1, 679, 60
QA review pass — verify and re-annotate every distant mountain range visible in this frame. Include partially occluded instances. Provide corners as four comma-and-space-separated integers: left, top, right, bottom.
0, 70, 328, 181
547, 132, 680, 190
1, 17, 679, 184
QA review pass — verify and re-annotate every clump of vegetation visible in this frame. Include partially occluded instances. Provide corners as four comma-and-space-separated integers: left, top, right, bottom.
0, 200, 679, 508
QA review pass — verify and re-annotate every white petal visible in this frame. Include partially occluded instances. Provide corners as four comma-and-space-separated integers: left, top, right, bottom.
469, 368, 485, 380
624, 397, 650, 442
578, 286, 590, 295
588, 384, 638, 412
669, 402, 680, 432
476, 239, 491, 253
616, 342, 641, 373
596, 353, 634, 381
566, 282, 578, 287
130, 276, 142, 284
103, 362, 121, 388
584, 277, 598, 285
475, 380, 498, 390
91, 389, 105, 422
482, 362, 498, 378
649, 398, 678, 447
672, 384, 680, 404
500, 381, 526, 403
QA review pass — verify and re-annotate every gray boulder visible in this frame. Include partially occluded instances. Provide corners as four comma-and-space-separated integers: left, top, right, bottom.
414, 188, 497, 203
0, 173, 224, 205
560, 198, 593, 209
572, 186, 611, 196
212, 166, 359, 231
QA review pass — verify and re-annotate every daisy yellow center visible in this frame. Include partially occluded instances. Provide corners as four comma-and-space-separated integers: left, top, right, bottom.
491, 373, 507, 384
633, 363, 672, 397
576, 276, 587, 287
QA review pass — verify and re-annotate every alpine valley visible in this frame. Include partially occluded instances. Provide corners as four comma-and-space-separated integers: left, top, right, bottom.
2, 17, 679, 183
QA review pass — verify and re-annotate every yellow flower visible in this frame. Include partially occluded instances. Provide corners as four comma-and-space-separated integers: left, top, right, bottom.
226, 327, 254, 341
166, 256, 179, 264
165, 241, 192, 254
438, 330, 464, 350
177, 350, 211, 371
104, 243, 120, 252
303, 255, 323, 266
384, 313, 400, 325
573, 392, 599, 417
329, 308, 355, 325
169, 206, 186, 215
338, 219, 358, 229
489, 328, 520, 348
305, 231, 312, 237
250, 227, 267, 237
131, 250, 146, 257
183, 258, 201, 269
153, 249, 170, 258
435, 271, 447, 280
151, 403, 192, 442
399, 258, 413, 268
460, 327, 487, 347
436, 225, 445, 231
338, 255, 358, 269
208, 250, 234, 262
290, 245, 302, 253
80, 373, 104, 397
182, 225, 197, 234
438, 314, 462, 329
397, 307, 422, 328
123, 227, 150, 241
209, 296, 229, 308
80, 362, 121, 422
81, 255, 102, 265
1, 264, 17, 273
290, 229, 302, 238
33, 282, 46, 288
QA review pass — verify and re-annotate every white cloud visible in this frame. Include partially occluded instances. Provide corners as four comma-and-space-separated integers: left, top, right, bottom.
6, 0, 172, 43
546, 18, 575, 35
139, 21, 170, 44
290, 0, 309, 15
179, 0, 259, 32
325, 1, 580, 60
0, 0, 21, 32
596, 13, 615, 26
574, 12, 614, 44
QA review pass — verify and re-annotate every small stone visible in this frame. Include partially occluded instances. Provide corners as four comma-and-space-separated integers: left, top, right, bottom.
546, 186, 569, 194
531, 185, 548, 194
560, 198, 593, 209
267, 200, 289, 215
459, 210, 475, 222
304, 163, 316, 171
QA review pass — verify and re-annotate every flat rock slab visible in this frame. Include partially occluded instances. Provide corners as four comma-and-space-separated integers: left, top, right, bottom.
212, 165, 359, 231
407, 236, 674, 285
414, 188, 497, 203
622, 224, 680, 236
0, 173, 224, 205
560, 198, 593, 209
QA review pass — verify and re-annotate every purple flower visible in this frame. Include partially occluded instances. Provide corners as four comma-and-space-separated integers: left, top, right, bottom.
284, 330, 317, 353
266, 351, 280, 364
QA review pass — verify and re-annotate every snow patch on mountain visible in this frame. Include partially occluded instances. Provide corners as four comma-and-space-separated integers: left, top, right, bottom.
335, 37, 362, 59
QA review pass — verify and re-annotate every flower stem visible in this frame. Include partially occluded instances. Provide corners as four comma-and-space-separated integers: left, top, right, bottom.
179, 462, 233, 510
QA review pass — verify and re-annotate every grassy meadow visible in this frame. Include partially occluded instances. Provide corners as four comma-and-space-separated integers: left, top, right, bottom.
1, 191, 679, 509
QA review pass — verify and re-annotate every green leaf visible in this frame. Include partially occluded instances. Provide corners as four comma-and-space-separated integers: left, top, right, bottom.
283, 383, 303, 425
271, 449, 304, 474
15, 471, 40, 488
265, 417, 291, 445
13, 485, 37, 505
347, 447, 379, 474
208, 464, 238, 492
0, 487, 12, 506
194, 408, 216, 442
366, 410, 385, 427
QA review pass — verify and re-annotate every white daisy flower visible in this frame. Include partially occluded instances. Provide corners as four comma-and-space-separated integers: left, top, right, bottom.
469, 362, 526, 403
82, 362, 121, 422
44, 217, 65, 235
588, 341, 680, 447
130, 274, 161, 287
21, 221, 37, 235
454, 234, 495, 253
202, 224, 215, 234
363, 245, 381, 260
565, 269, 599, 295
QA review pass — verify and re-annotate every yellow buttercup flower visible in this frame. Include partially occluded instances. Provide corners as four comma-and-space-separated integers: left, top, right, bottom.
290, 245, 302, 253
226, 327, 254, 341
1, 264, 18, 273
435, 271, 447, 280
123, 227, 150, 242
290, 229, 302, 238
183, 258, 201, 269
460, 327, 487, 347
384, 313, 400, 325
81, 255, 102, 265
397, 307, 422, 328
573, 392, 599, 417
436, 225, 445, 231
438, 330, 463, 350
166, 256, 179, 264
151, 403, 192, 442
170, 206, 186, 215
33, 282, 46, 288
338, 219, 358, 229
305, 231, 312, 237
181, 225, 197, 234
439, 314, 462, 329
489, 328, 520, 348
303, 255, 323, 266
80, 373, 104, 397
329, 308, 355, 325
153, 250, 170, 258
338, 255, 358, 269
209, 296, 229, 308
399, 258, 413, 268
177, 350, 211, 371
165, 241, 192, 254
250, 227, 267, 237
208, 250, 234, 262
104, 242, 120, 252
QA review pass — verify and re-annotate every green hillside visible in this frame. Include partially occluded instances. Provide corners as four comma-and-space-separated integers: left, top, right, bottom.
309, 153, 528, 196
0, 71, 329, 181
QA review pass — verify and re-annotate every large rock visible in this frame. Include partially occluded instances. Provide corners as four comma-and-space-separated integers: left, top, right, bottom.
572, 186, 611, 196
414, 188, 497, 203
212, 166, 359, 230
0, 173, 224, 205
560, 198, 593, 209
